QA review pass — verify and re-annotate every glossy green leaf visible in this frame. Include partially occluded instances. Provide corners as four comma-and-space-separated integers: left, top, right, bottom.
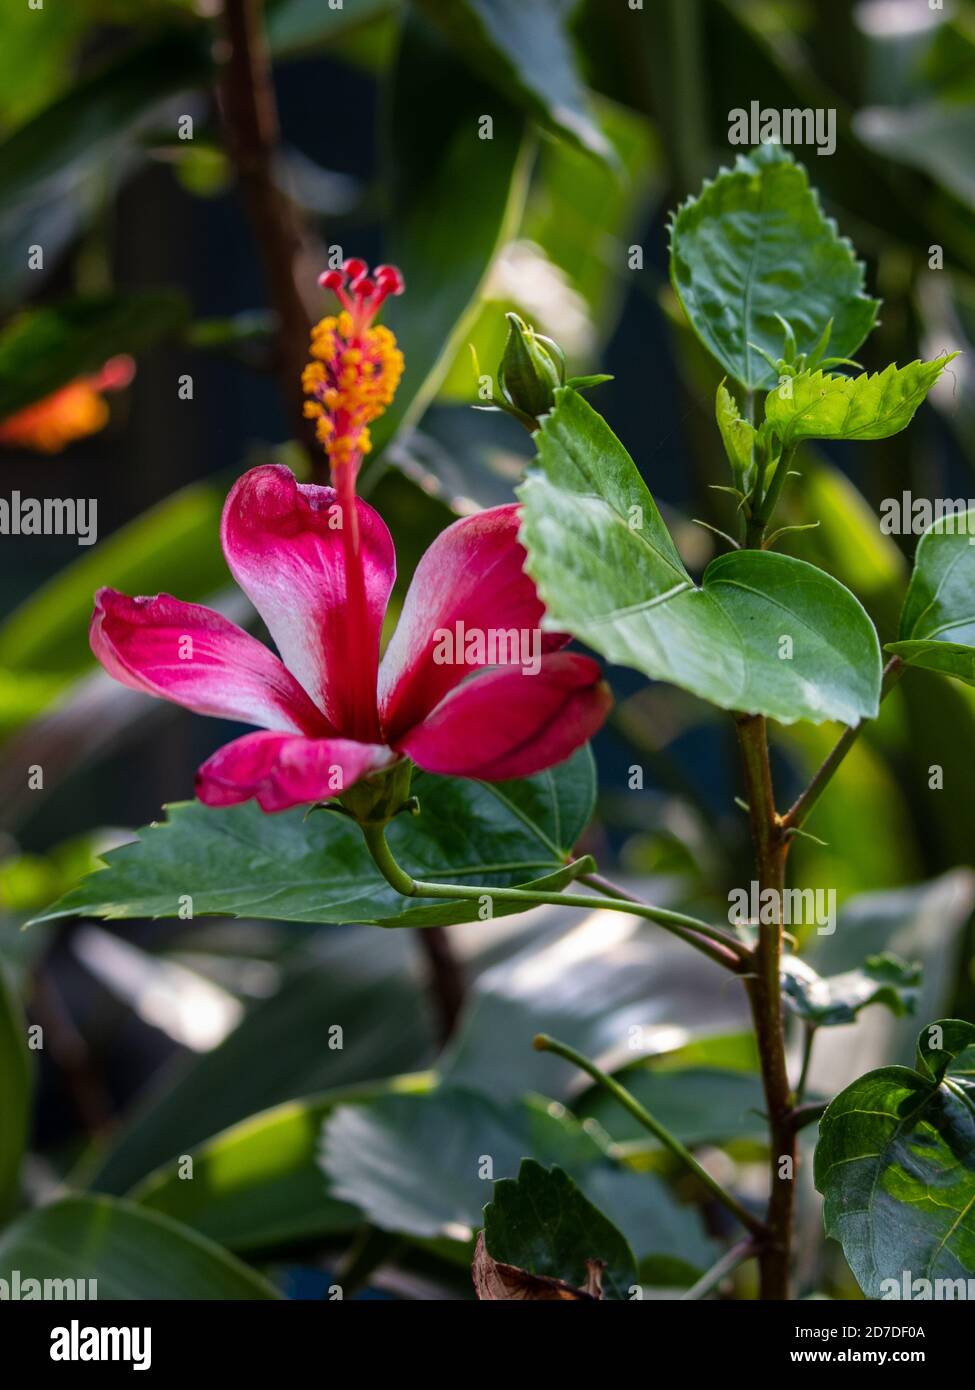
519, 389, 882, 725
0, 291, 187, 421
887, 508, 975, 686
30, 748, 594, 929
367, 10, 528, 465
0, 965, 31, 1216
782, 952, 922, 1028
764, 358, 956, 445
669, 145, 879, 390
484, 1159, 636, 1300
416, 0, 608, 159
132, 1074, 434, 1252
815, 1019, 975, 1297
84, 930, 436, 1196
0, 1195, 279, 1299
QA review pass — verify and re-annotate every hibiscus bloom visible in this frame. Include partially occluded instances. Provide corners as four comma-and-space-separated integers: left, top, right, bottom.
89, 464, 611, 813
0, 356, 135, 453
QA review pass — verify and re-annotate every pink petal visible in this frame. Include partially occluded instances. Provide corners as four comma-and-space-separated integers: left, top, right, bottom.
90, 589, 330, 735
378, 504, 565, 742
220, 464, 395, 740
395, 653, 611, 781
195, 731, 395, 813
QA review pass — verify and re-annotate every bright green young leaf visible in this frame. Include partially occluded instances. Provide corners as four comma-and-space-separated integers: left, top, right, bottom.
0, 291, 188, 421
30, 748, 595, 929
483, 1159, 637, 1300
815, 1019, 975, 1298
0, 966, 31, 1216
669, 144, 879, 390
716, 380, 756, 482
0, 1195, 279, 1299
519, 389, 882, 725
415, 0, 609, 160
782, 952, 922, 1028
887, 508, 975, 686
133, 1074, 434, 1253
85, 931, 436, 1196
367, 10, 528, 465
764, 357, 956, 445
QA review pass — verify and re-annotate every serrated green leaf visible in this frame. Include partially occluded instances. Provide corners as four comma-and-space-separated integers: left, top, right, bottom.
782, 952, 922, 1028
887, 507, 975, 686
764, 357, 956, 445
484, 1159, 637, 1300
29, 748, 595, 929
0, 1195, 279, 1300
814, 1019, 975, 1298
669, 145, 879, 391
715, 380, 756, 481
519, 389, 882, 725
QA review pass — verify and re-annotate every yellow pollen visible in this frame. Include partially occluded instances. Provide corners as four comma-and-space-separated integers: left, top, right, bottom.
302, 312, 404, 467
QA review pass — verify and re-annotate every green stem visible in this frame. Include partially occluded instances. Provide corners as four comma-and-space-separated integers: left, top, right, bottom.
533, 1034, 767, 1239
680, 1238, 758, 1301
360, 824, 747, 972
781, 655, 905, 832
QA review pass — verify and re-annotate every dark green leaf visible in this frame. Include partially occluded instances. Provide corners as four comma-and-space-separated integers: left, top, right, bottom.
575, 1067, 767, 1147
29, 748, 595, 929
815, 1019, 975, 1297
133, 1075, 434, 1253
0, 965, 31, 1216
320, 1084, 711, 1276
669, 145, 879, 390
519, 389, 882, 725
0, 30, 210, 216
0, 1195, 279, 1299
484, 1159, 636, 1300
366, 10, 527, 466
887, 508, 975, 686
782, 952, 922, 1028
440, 900, 750, 1102
0, 292, 188, 421
416, 0, 608, 159
85, 930, 436, 1195
321, 1087, 604, 1243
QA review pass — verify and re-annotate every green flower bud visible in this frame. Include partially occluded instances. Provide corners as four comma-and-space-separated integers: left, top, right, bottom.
497, 312, 566, 427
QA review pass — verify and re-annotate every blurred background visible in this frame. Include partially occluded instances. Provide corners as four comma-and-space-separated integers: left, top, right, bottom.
1, 0, 974, 1299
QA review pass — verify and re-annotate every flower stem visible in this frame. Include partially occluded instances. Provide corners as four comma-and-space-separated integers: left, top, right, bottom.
735, 712, 794, 1299
533, 1034, 767, 1239
359, 823, 748, 972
